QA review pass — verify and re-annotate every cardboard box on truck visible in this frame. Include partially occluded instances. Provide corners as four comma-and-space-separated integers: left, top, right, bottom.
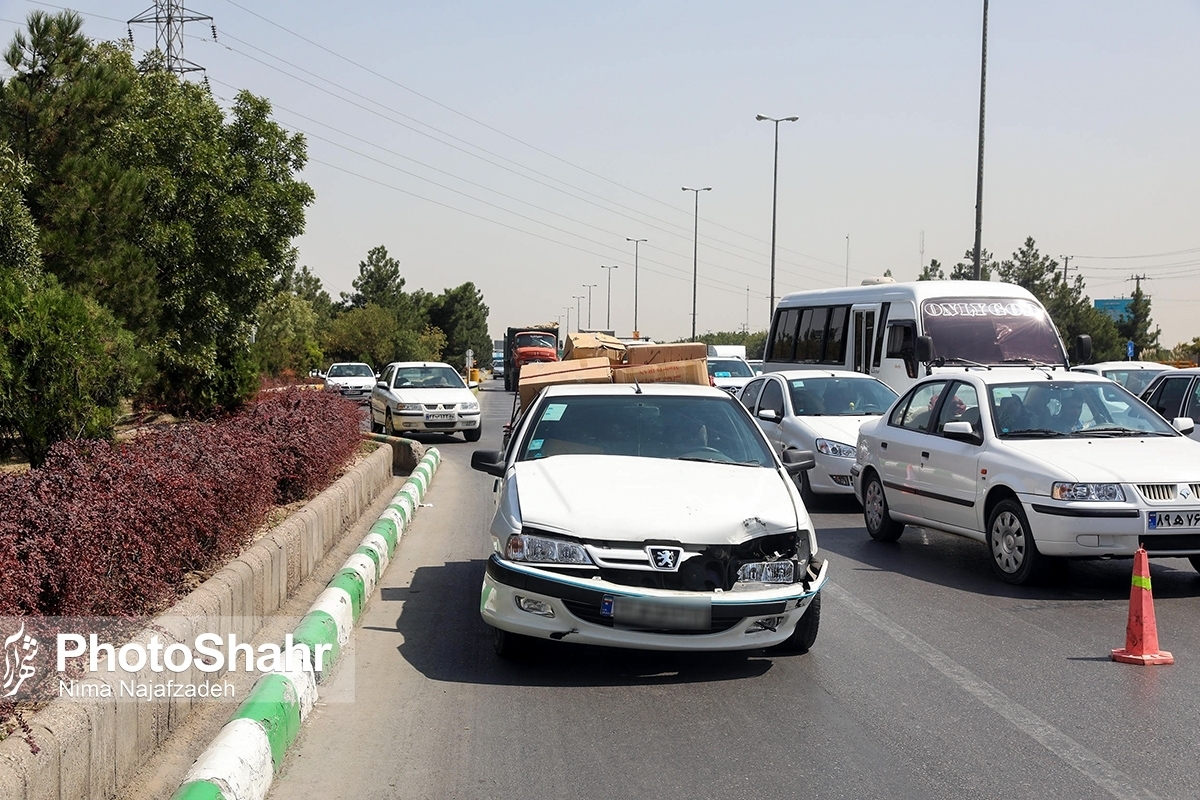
563, 332, 626, 362
518, 360, 613, 410
520, 357, 610, 381
612, 358, 709, 386
624, 342, 708, 365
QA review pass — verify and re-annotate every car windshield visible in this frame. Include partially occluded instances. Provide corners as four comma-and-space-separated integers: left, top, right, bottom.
787, 377, 897, 416
1104, 369, 1166, 395
392, 366, 466, 389
707, 359, 755, 378
518, 394, 776, 465
516, 333, 556, 349
989, 381, 1176, 438
921, 297, 1066, 365
327, 364, 373, 378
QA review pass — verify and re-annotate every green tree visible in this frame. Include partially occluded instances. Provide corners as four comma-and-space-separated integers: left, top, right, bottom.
1115, 284, 1160, 355
996, 238, 1055, 295
951, 248, 995, 280
427, 281, 491, 369
323, 304, 402, 368
917, 259, 944, 281
341, 245, 406, 311
252, 292, 323, 376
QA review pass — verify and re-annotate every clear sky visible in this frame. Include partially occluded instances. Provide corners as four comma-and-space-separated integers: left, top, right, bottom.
2, 0, 1198, 346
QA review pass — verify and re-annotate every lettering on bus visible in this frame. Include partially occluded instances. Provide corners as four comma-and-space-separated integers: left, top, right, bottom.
921, 301, 1043, 318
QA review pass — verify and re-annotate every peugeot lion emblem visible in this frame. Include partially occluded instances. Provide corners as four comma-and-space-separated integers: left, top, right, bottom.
647, 546, 683, 572
1182, 487, 1192, 500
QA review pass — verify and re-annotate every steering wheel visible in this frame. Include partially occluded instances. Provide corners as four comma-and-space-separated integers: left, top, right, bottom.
677, 447, 734, 462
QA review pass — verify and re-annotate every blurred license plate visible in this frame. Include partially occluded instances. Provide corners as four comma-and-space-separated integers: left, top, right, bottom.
424, 412, 455, 421
1147, 511, 1200, 530
611, 596, 711, 630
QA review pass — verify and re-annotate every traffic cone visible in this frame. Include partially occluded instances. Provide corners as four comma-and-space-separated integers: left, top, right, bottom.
1111, 547, 1174, 665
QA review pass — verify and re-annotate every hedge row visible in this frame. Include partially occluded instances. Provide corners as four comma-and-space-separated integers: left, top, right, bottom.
0, 388, 363, 618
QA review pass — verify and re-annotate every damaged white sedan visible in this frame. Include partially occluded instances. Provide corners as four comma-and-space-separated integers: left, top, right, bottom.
470, 382, 828, 657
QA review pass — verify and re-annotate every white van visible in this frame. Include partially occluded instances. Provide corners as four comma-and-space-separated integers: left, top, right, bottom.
763, 280, 1082, 394
708, 344, 747, 359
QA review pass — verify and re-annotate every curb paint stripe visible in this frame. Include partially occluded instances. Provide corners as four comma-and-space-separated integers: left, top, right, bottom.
172, 717, 273, 800
308, 587, 354, 647
229, 673, 302, 770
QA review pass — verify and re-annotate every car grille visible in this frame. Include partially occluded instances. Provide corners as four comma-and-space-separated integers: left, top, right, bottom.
560, 600, 741, 634
423, 403, 456, 410
1136, 484, 1200, 502
423, 421, 457, 429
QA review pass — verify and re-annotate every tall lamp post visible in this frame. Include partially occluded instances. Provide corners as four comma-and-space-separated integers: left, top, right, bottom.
756, 114, 798, 321
681, 186, 711, 340
582, 284, 597, 329
572, 295, 584, 332
626, 237, 647, 337
563, 306, 571, 342
600, 265, 619, 331
972, 0, 989, 280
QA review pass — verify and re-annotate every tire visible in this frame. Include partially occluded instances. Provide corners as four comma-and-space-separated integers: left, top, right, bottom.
464, 426, 482, 443
504, 372, 512, 392
987, 498, 1044, 585
798, 469, 818, 510
492, 626, 529, 659
370, 413, 384, 434
863, 471, 904, 542
774, 592, 821, 654
1189, 555, 1200, 574
385, 410, 396, 437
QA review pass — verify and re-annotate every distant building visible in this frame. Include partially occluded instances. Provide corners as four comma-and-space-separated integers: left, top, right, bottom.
1094, 298, 1131, 321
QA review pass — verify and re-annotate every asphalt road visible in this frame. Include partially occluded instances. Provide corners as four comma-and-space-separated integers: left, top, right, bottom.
270, 381, 1200, 800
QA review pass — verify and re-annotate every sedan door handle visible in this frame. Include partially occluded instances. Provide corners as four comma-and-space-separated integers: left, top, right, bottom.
880, 442, 888, 450
921, 451, 930, 459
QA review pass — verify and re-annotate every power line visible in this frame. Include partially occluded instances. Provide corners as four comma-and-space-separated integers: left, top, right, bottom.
1071, 246, 1200, 260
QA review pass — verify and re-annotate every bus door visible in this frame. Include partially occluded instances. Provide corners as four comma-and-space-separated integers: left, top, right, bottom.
851, 305, 878, 375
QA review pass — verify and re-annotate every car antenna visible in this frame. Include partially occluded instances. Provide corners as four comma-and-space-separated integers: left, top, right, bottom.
633, 379, 643, 394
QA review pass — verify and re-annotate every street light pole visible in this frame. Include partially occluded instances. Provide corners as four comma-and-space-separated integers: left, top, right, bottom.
682, 186, 712, 340
756, 114, 798, 322
582, 284, 597, 329
572, 295, 584, 332
972, 0, 989, 280
600, 265, 619, 330
626, 237, 647, 336
563, 306, 571, 342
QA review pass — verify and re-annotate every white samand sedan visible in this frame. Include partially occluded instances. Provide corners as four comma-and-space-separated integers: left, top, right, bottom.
323, 362, 376, 403
470, 383, 828, 656
851, 368, 1200, 584
739, 370, 897, 505
369, 361, 481, 442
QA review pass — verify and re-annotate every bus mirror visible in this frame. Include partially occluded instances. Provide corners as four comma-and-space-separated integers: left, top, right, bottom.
915, 335, 934, 363
1074, 334, 1092, 364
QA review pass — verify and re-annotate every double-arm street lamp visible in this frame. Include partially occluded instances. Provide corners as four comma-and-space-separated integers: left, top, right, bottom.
572, 295, 584, 332
681, 187, 712, 340
756, 114, 799, 321
626, 237, 647, 336
600, 265, 619, 330
582, 284, 597, 329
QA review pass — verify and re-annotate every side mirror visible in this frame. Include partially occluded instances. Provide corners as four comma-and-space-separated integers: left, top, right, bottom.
468, 380, 480, 389
376, 381, 388, 389
471, 450, 506, 477
915, 335, 934, 363
757, 409, 779, 422
781, 448, 815, 475
1074, 334, 1093, 364
942, 420, 980, 442
1172, 417, 1195, 436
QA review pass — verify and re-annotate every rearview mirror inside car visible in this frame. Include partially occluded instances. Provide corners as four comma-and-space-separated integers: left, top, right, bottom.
1173, 417, 1195, 436
471, 450, 506, 477
781, 448, 815, 475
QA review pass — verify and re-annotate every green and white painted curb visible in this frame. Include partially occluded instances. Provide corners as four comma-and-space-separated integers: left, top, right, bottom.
169, 448, 441, 800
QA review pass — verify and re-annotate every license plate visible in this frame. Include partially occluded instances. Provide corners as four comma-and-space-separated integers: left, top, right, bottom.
609, 595, 711, 630
1147, 510, 1200, 530
424, 412, 456, 421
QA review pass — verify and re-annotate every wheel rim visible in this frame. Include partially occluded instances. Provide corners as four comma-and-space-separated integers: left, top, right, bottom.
991, 511, 1025, 574
385, 411, 394, 436
864, 479, 885, 531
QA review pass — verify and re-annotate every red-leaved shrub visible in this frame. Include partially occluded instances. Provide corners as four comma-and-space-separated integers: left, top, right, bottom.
0, 389, 362, 618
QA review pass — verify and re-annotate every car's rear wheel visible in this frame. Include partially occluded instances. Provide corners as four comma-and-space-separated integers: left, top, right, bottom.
988, 498, 1044, 585
774, 592, 820, 654
464, 426, 482, 443
863, 472, 904, 542
492, 626, 529, 659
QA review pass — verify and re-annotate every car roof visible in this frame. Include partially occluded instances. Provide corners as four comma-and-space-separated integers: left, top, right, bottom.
1071, 361, 1176, 371
912, 367, 1113, 388
386, 361, 456, 370
540, 382, 728, 398
767, 369, 886, 381
329, 361, 371, 367
1144, 366, 1200, 377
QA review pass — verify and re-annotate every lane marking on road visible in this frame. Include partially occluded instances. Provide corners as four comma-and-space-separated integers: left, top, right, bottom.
825, 583, 1160, 800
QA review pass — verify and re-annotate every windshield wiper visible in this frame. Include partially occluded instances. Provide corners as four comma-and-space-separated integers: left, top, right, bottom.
936, 356, 989, 368
1000, 357, 1052, 367
1003, 428, 1066, 438
1081, 425, 1172, 437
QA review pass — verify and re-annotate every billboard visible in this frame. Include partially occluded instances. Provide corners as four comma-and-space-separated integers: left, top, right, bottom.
1094, 298, 1131, 321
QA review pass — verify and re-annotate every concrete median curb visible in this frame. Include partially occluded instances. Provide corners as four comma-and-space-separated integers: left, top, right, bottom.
168, 448, 441, 800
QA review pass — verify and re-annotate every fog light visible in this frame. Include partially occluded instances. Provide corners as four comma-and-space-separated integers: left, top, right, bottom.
746, 616, 787, 633
515, 595, 555, 617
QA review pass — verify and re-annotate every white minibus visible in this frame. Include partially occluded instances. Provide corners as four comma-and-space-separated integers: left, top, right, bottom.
763, 279, 1087, 394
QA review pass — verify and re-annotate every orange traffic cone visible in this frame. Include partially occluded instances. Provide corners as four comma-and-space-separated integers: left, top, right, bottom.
1112, 547, 1174, 665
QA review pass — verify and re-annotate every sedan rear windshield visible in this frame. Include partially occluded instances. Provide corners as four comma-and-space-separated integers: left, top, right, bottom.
519, 394, 776, 465
327, 363, 374, 378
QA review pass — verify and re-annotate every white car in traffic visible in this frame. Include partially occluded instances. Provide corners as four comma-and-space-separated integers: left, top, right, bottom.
323, 362, 376, 403
852, 368, 1200, 584
470, 383, 828, 655
1071, 360, 1175, 395
707, 356, 757, 396
739, 370, 897, 504
370, 362, 481, 441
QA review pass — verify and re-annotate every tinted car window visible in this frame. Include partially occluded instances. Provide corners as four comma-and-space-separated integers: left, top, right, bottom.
1185, 381, 1200, 422
1146, 376, 1191, 419
760, 380, 785, 418
934, 382, 981, 435
740, 378, 766, 410
896, 381, 947, 432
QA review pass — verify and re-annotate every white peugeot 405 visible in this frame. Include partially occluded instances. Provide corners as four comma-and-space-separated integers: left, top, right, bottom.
852, 368, 1200, 584
470, 383, 828, 656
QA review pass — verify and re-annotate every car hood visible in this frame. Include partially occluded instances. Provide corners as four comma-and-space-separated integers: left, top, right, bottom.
510, 455, 801, 543
327, 376, 375, 389
1000, 437, 1200, 483
796, 415, 879, 445
393, 387, 474, 405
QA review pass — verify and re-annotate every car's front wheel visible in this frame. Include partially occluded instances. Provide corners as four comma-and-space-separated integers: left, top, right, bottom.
464, 426, 482, 443
988, 498, 1043, 585
1189, 555, 1200, 574
774, 592, 820, 654
797, 469, 817, 509
492, 626, 530, 659
863, 472, 904, 542
385, 409, 397, 437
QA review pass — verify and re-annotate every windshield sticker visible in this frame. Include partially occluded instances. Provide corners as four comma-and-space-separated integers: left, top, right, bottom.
540, 403, 567, 422
715, 372, 732, 378
529, 439, 544, 451
922, 300, 1042, 318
